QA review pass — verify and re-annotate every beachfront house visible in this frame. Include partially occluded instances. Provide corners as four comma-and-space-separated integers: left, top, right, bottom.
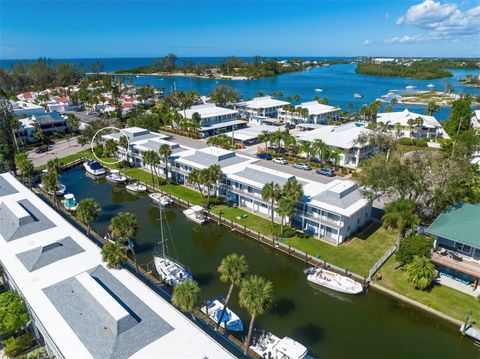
179, 103, 245, 138
428, 203, 480, 295
235, 96, 290, 119
226, 164, 371, 244
376, 109, 446, 139
278, 101, 340, 125
295, 122, 372, 168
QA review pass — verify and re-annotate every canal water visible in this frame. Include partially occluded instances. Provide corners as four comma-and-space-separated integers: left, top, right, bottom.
60, 165, 476, 358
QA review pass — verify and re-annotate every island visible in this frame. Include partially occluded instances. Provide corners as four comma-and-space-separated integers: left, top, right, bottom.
355, 58, 480, 80
113, 54, 349, 80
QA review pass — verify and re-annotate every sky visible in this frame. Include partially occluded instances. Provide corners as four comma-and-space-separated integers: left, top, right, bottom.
0, 0, 479, 59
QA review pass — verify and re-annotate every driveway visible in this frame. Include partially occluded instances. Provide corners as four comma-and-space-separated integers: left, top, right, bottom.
28, 137, 89, 167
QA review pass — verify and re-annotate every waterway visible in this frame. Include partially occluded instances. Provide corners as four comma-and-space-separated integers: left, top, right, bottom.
60, 165, 477, 358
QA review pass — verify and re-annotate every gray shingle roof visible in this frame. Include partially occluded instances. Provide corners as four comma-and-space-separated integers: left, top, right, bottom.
311, 187, 363, 209
0, 199, 55, 242
181, 152, 249, 168
17, 237, 84, 272
233, 167, 297, 187
43, 265, 173, 359
0, 177, 18, 197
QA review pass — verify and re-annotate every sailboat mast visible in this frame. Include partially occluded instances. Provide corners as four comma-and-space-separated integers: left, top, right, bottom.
159, 202, 166, 259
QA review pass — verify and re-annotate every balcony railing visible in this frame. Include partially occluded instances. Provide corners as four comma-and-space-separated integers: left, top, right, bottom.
297, 211, 343, 229
431, 250, 480, 277
229, 187, 263, 200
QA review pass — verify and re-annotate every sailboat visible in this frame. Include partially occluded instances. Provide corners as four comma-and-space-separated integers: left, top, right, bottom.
153, 202, 192, 286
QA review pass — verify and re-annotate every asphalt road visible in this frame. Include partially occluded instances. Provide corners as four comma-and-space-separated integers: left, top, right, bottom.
28, 137, 89, 167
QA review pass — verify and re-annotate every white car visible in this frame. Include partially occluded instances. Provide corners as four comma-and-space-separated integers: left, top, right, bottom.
273, 157, 288, 165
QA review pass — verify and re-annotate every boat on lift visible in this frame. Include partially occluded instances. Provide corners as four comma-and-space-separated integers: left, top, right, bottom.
305, 267, 363, 294
251, 331, 309, 359
83, 160, 107, 176
61, 193, 78, 211
125, 182, 147, 193
149, 192, 173, 207
153, 202, 192, 286
106, 169, 127, 184
200, 298, 244, 332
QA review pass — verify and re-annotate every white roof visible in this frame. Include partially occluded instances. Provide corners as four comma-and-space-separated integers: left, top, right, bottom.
294, 101, 339, 116
224, 124, 284, 141
237, 96, 290, 109
295, 122, 370, 149
377, 109, 441, 129
200, 119, 245, 131
0, 173, 234, 359
181, 103, 238, 120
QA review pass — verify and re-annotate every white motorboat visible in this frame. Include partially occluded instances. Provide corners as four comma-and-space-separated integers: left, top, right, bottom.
153, 202, 192, 286
125, 182, 147, 193
61, 193, 78, 211
83, 160, 107, 176
106, 169, 127, 184
183, 205, 207, 224
427, 83, 435, 88
149, 192, 173, 207
405, 85, 416, 89
314, 88, 323, 92
353, 92, 363, 99
305, 267, 363, 294
251, 331, 308, 359
40, 182, 66, 196
200, 298, 243, 332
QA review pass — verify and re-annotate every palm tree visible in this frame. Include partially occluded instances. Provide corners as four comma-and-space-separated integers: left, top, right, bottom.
119, 135, 129, 163
208, 164, 223, 198
216, 254, 249, 330
300, 140, 313, 163
15, 153, 33, 184
76, 198, 99, 235
425, 100, 440, 116
143, 150, 159, 187
382, 199, 420, 247
101, 241, 127, 269
46, 158, 61, 174
172, 279, 201, 320
41, 171, 59, 206
261, 182, 281, 230
282, 179, 304, 202
330, 148, 342, 170
188, 169, 203, 195
312, 139, 325, 164
276, 197, 295, 234
159, 143, 172, 180
407, 256, 436, 290
109, 212, 139, 270
239, 275, 273, 355
258, 130, 270, 152
199, 168, 213, 206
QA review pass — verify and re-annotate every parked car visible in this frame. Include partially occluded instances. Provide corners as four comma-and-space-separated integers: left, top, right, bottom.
293, 163, 311, 171
256, 153, 272, 160
34, 146, 48, 154
316, 168, 336, 177
273, 157, 288, 165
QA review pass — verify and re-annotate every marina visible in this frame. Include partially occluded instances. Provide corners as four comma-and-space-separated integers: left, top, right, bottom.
57, 164, 477, 358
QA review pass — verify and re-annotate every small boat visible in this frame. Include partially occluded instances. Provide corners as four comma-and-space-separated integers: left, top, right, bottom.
427, 83, 435, 88
183, 205, 207, 224
149, 193, 173, 207
353, 93, 363, 99
405, 85, 416, 89
39, 183, 66, 196
200, 298, 243, 332
305, 267, 363, 294
61, 193, 78, 211
104, 232, 134, 250
125, 182, 147, 193
106, 169, 127, 184
153, 202, 192, 286
251, 331, 308, 359
314, 88, 323, 92
83, 160, 107, 176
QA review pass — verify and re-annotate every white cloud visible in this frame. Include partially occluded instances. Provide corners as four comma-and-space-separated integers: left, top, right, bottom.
364, 39, 372, 45
386, 0, 480, 44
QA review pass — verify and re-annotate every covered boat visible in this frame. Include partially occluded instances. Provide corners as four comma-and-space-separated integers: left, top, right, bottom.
83, 160, 107, 176
125, 182, 147, 193
106, 169, 127, 184
305, 267, 363, 295
149, 193, 173, 207
251, 331, 308, 359
61, 193, 78, 211
183, 205, 207, 224
200, 298, 243, 332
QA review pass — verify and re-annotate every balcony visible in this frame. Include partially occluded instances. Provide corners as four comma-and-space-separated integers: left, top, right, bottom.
297, 211, 343, 229
431, 250, 480, 278
229, 187, 262, 200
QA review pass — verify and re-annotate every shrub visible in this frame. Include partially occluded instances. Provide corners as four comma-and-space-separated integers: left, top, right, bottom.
414, 139, 428, 147
407, 256, 437, 290
3, 332, 34, 357
397, 138, 413, 146
27, 348, 47, 359
396, 235, 433, 266
116, 160, 131, 169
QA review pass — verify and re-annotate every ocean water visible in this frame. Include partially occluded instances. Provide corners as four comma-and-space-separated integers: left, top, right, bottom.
2, 57, 479, 120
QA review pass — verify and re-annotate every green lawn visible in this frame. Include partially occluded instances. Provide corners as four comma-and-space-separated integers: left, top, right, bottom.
283, 224, 397, 276
160, 183, 204, 205
376, 256, 480, 324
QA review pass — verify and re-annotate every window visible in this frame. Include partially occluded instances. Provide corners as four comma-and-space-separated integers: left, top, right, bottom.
455, 242, 472, 254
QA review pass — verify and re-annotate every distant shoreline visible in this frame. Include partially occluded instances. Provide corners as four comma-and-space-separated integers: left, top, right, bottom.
102, 71, 253, 81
